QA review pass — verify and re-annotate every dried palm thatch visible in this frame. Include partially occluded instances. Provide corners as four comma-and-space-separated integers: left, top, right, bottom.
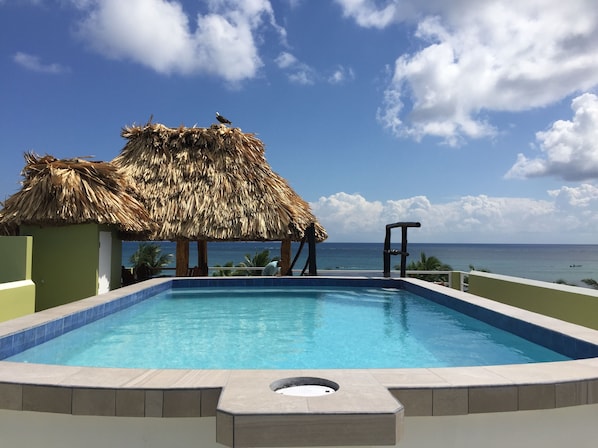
113, 123, 327, 242
0, 152, 155, 238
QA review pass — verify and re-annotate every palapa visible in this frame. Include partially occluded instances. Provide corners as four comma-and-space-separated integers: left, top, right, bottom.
113, 123, 327, 242
0, 152, 155, 238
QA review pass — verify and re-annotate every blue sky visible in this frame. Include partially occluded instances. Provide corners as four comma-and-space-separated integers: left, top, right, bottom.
2, 0, 598, 243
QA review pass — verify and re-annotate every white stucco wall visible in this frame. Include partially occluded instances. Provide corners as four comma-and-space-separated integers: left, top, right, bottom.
1, 404, 598, 448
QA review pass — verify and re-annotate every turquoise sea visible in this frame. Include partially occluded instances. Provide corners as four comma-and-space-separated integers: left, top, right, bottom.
122, 241, 598, 286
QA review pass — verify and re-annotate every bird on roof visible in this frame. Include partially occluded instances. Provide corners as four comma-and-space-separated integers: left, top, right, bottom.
216, 112, 232, 125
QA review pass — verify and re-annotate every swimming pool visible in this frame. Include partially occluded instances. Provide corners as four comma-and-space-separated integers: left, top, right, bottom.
2, 276, 598, 448
5, 285, 570, 369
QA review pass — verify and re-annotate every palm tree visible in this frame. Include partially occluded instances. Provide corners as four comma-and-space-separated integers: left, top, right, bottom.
581, 278, 598, 289
212, 261, 235, 277
129, 242, 173, 280
236, 249, 277, 276
402, 252, 452, 282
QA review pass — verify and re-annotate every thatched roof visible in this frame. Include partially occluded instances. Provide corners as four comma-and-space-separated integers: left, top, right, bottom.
112, 123, 327, 242
0, 153, 155, 238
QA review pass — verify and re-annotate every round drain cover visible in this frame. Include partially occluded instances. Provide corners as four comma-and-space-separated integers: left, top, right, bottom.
271, 377, 339, 397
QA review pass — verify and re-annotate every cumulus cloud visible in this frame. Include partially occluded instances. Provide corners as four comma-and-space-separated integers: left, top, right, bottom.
74, 0, 283, 82
506, 93, 598, 181
13, 52, 69, 74
309, 190, 598, 243
336, 0, 598, 145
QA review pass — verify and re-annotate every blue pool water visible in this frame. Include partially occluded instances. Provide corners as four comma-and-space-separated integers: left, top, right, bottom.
7, 286, 570, 369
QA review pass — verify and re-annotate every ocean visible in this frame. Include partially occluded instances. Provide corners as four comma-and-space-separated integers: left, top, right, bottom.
122, 241, 598, 286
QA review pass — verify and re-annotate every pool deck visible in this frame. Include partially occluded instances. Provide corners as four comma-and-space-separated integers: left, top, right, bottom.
1, 277, 598, 447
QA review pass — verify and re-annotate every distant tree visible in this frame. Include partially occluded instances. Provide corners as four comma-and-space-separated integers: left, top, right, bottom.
401, 252, 452, 283
581, 278, 598, 289
235, 250, 277, 276
212, 261, 235, 277
469, 264, 491, 273
555, 279, 577, 286
129, 242, 173, 280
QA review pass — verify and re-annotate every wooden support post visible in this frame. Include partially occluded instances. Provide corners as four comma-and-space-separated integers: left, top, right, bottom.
197, 240, 208, 276
280, 238, 291, 276
175, 240, 189, 277
307, 223, 317, 276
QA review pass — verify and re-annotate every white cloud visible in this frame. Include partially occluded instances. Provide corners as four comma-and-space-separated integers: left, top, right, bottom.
310, 190, 598, 243
275, 51, 316, 85
13, 52, 69, 74
276, 52, 354, 86
334, 0, 415, 29
74, 0, 283, 82
548, 184, 598, 208
506, 93, 598, 181
275, 51, 297, 69
336, 0, 598, 145
328, 66, 355, 84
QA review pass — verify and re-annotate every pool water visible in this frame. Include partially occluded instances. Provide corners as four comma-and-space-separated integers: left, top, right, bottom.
7, 287, 570, 369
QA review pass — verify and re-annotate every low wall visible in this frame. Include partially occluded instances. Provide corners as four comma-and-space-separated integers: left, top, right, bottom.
0, 236, 35, 322
468, 271, 598, 330
0, 280, 35, 323
0, 236, 32, 283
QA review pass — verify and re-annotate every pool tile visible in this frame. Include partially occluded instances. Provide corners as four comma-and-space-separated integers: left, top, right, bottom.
587, 379, 598, 404
468, 386, 518, 413
518, 384, 555, 410
555, 381, 588, 407
22, 385, 72, 414
230, 413, 400, 447
201, 388, 222, 416
432, 366, 513, 387
216, 411, 234, 447
163, 389, 201, 417
433, 388, 468, 415
72, 388, 116, 416
0, 382, 22, 410
371, 368, 448, 388
116, 389, 145, 417
145, 390, 163, 417
390, 388, 433, 416
169, 369, 230, 389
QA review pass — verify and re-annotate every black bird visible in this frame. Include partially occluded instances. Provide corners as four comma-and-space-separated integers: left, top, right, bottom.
216, 112, 232, 125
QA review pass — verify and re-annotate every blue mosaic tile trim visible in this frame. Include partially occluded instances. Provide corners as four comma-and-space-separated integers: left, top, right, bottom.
171, 276, 405, 289
0, 280, 173, 360
402, 281, 598, 360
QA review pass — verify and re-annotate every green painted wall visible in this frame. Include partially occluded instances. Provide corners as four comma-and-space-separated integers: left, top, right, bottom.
0, 280, 36, 322
20, 224, 123, 311
0, 236, 32, 282
468, 271, 598, 330
0, 236, 35, 321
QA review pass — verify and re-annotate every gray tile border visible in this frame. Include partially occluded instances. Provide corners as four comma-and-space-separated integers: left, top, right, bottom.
0, 382, 22, 410
22, 385, 72, 414
72, 388, 116, 416
116, 389, 145, 417
433, 387, 469, 415
468, 385, 518, 413
518, 384, 555, 410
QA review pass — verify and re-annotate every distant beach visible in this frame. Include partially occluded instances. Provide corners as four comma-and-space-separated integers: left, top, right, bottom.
122, 242, 598, 287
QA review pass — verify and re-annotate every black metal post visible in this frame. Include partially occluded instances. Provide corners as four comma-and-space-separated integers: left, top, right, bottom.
382, 222, 421, 277
307, 223, 317, 276
383, 226, 392, 277
400, 226, 409, 278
